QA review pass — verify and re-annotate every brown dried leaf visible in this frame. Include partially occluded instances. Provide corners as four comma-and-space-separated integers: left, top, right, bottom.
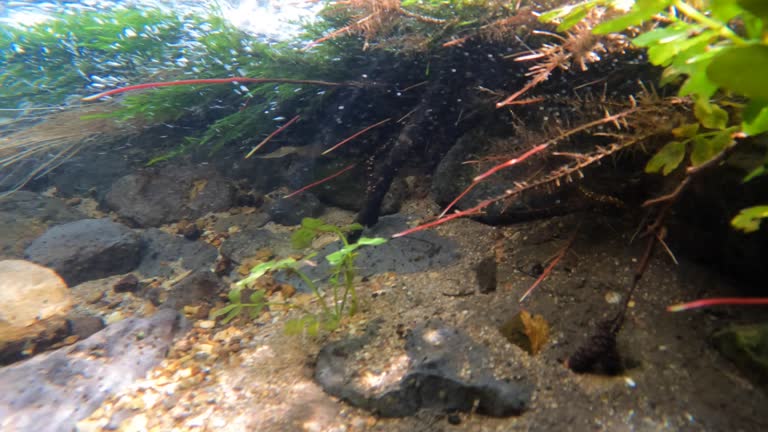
520, 310, 550, 355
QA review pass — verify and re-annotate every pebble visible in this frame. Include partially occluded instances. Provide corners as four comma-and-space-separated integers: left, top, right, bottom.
196, 320, 215, 329
105, 311, 125, 324
604, 291, 621, 304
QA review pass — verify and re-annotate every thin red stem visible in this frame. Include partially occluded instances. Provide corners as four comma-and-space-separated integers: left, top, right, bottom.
667, 297, 768, 312
81, 77, 348, 102
245, 115, 300, 159
321, 118, 390, 155
440, 143, 547, 218
519, 229, 577, 302
392, 201, 490, 238
439, 180, 479, 218
473, 143, 548, 183
284, 163, 356, 199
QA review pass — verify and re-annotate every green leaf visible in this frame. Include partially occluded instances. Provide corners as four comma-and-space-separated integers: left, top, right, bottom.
291, 227, 316, 250
557, 7, 589, 31
632, 23, 694, 47
538, 1, 599, 25
690, 131, 732, 166
249, 290, 265, 304
237, 257, 299, 287
742, 14, 764, 40
300, 217, 325, 229
678, 64, 718, 100
694, 99, 729, 130
645, 140, 686, 175
284, 315, 323, 336
707, 45, 768, 100
248, 303, 263, 319
593, 0, 674, 34
228, 289, 242, 304
646, 30, 716, 67
211, 304, 240, 318
216, 304, 243, 324
307, 316, 323, 336
341, 222, 364, 233
284, 318, 304, 335
731, 205, 768, 233
326, 236, 386, 266
671, 123, 699, 139
738, 0, 768, 19
743, 152, 768, 182
356, 237, 387, 246
744, 165, 766, 182
711, 0, 744, 22
321, 315, 341, 332
742, 99, 768, 136
327, 245, 356, 267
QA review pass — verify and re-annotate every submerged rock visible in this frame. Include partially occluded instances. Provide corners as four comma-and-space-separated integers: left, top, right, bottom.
0, 309, 184, 432
0, 191, 84, 259
431, 131, 576, 224
315, 319, 532, 417
104, 165, 236, 227
267, 192, 324, 226
24, 218, 142, 286
135, 228, 218, 279
160, 270, 226, 310
0, 260, 72, 364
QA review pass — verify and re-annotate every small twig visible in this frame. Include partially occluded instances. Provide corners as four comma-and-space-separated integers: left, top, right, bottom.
498, 97, 545, 106
321, 118, 391, 155
642, 177, 691, 208
611, 230, 657, 334
244, 115, 300, 159
284, 163, 356, 199
397, 108, 418, 124
668, 297, 768, 312
655, 227, 678, 265
399, 81, 428, 93
519, 227, 579, 302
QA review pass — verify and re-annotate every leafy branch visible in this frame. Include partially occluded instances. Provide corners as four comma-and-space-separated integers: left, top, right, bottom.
541, 0, 768, 233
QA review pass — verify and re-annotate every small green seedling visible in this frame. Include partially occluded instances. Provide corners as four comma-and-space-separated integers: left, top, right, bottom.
212, 217, 386, 335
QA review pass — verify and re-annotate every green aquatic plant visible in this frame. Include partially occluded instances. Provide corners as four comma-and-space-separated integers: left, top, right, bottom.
534, 0, 768, 321
212, 217, 386, 335
0, 7, 228, 107
539, 0, 768, 232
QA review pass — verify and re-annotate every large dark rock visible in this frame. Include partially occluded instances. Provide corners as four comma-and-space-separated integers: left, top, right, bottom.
24, 219, 143, 286
30, 145, 136, 201
220, 226, 291, 263
0, 309, 184, 432
315, 319, 532, 417
267, 192, 324, 226
160, 270, 226, 310
0, 191, 84, 259
311, 162, 407, 215
104, 165, 236, 227
431, 131, 575, 225
135, 228, 218, 279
